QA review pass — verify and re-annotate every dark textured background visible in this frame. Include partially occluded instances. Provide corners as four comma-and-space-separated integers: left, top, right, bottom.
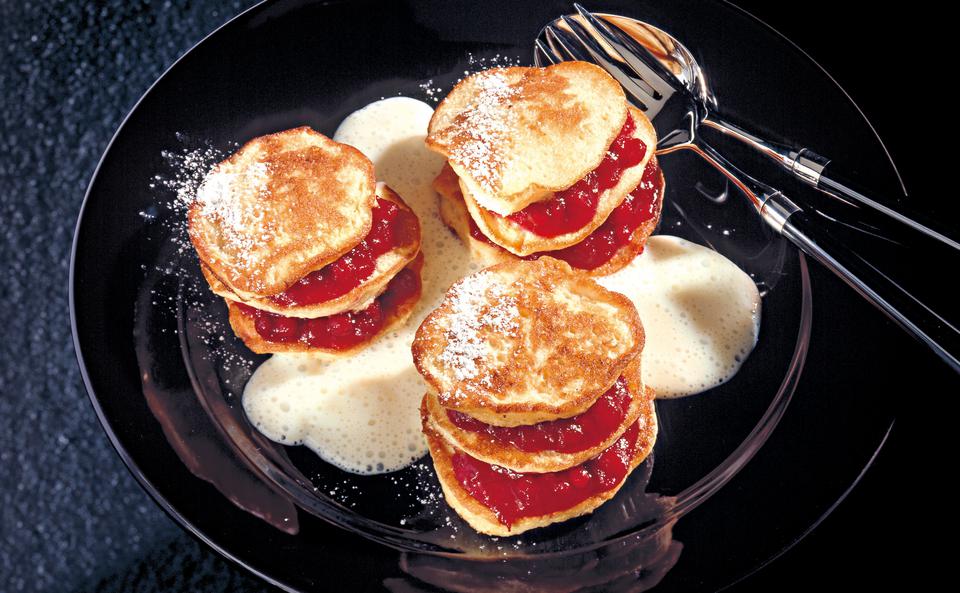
1, 2, 268, 591
0, 1, 945, 591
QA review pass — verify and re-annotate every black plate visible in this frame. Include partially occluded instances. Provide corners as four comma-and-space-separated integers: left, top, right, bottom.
71, 0, 908, 590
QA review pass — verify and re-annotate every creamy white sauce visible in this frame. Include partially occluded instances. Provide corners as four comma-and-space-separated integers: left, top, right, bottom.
243, 97, 477, 474
598, 235, 761, 398
243, 96, 761, 475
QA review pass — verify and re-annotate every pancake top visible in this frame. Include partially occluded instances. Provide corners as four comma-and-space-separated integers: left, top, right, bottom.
188, 127, 376, 297
200, 182, 422, 318
425, 61, 627, 216
412, 258, 644, 423
459, 105, 658, 257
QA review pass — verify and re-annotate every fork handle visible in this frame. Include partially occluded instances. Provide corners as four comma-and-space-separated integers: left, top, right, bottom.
691, 137, 960, 374
702, 116, 960, 251
781, 209, 960, 373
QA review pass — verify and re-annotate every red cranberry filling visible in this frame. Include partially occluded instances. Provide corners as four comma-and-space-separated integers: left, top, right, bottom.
467, 160, 662, 271
447, 375, 632, 453
504, 114, 647, 238
270, 197, 418, 307
237, 255, 422, 350
451, 422, 640, 528
552, 160, 662, 270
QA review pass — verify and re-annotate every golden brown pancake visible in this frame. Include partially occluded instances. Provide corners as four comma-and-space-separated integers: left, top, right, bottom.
460, 106, 657, 256
426, 62, 628, 216
188, 126, 376, 300
201, 183, 421, 318
412, 258, 644, 426
422, 358, 654, 473
434, 161, 664, 276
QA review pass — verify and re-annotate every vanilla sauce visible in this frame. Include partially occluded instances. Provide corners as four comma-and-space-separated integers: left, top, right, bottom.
243, 97, 760, 474
598, 236, 760, 398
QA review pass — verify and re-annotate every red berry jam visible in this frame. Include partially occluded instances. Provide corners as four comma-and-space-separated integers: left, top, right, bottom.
505, 114, 647, 237
467, 160, 662, 271
451, 422, 640, 528
551, 160, 662, 270
270, 197, 418, 307
447, 376, 632, 453
237, 254, 422, 350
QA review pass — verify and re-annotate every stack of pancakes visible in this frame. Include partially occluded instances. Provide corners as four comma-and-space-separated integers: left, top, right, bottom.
413, 258, 657, 535
188, 127, 423, 355
426, 61, 664, 276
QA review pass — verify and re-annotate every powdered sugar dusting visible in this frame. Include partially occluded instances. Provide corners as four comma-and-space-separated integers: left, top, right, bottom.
137, 137, 256, 377
416, 52, 522, 105
195, 161, 269, 219
419, 79, 443, 103
145, 137, 278, 286
150, 140, 226, 212
466, 52, 522, 68
194, 161, 272, 268
438, 271, 519, 383
143, 139, 236, 264
447, 70, 518, 195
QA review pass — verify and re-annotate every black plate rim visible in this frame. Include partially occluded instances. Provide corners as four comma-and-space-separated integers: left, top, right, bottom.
68, 0, 899, 589
726, 420, 895, 590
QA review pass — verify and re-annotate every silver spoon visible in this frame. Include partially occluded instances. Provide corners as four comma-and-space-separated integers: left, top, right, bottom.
536, 7, 960, 373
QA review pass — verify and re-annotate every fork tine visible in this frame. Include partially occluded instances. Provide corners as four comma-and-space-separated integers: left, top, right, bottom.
560, 16, 663, 102
534, 38, 558, 67
557, 14, 660, 111
544, 25, 592, 63
572, 4, 682, 102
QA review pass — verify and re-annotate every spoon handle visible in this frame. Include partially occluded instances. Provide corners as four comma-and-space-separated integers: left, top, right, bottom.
690, 136, 960, 374
701, 116, 960, 250
781, 210, 960, 373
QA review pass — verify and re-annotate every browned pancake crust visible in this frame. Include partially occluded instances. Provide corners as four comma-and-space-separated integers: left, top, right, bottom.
461, 106, 656, 256
188, 127, 377, 298
423, 358, 654, 473
434, 161, 664, 277
426, 62, 627, 215
201, 183, 421, 318
226, 253, 423, 356
412, 258, 644, 426
422, 397, 658, 536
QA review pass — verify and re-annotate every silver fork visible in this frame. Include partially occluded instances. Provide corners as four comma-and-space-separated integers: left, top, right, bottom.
537, 5, 960, 373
